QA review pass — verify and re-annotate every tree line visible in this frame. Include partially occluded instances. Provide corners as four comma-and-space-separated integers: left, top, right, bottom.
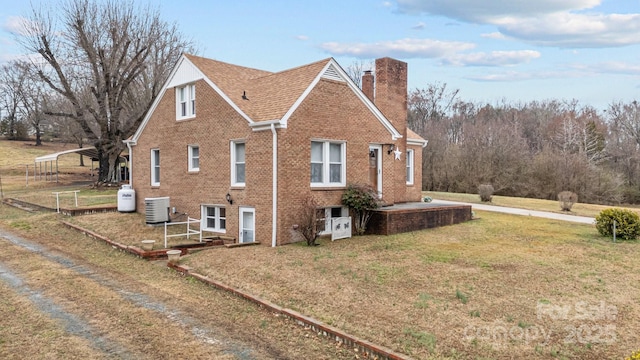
408, 83, 640, 204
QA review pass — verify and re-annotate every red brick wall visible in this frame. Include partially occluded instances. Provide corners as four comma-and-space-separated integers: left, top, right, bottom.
132, 62, 422, 246
276, 78, 406, 244
133, 80, 274, 244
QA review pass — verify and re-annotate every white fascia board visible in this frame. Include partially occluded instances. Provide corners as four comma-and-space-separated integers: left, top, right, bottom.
407, 138, 429, 148
250, 119, 285, 132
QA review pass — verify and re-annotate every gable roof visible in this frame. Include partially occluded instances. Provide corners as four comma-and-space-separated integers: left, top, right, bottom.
131, 53, 402, 142
187, 54, 330, 122
407, 128, 428, 147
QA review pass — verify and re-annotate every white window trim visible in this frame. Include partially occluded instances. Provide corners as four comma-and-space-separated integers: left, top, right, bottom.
201, 205, 226, 233
310, 140, 346, 187
150, 148, 160, 186
230, 140, 246, 187
406, 149, 414, 185
188, 145, 199, 172
176, 84, 196, 120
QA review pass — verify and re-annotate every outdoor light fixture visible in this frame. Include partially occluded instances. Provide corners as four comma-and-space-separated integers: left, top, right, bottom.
226, 192, 233, 205
387, 144, 395, 154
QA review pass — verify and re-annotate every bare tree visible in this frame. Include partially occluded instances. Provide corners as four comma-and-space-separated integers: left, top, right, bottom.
13, 60, 50, 146
344, 59, 374, 88
0, 61, 28, 139
15, 0, 194, 182
407, 82, 460, 135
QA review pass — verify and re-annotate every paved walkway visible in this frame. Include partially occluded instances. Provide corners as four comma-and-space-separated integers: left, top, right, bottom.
430, 199, 595, 225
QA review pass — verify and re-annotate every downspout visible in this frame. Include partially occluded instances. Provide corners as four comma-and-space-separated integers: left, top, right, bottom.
125, 140, 134, 186
270, 123, 278, 247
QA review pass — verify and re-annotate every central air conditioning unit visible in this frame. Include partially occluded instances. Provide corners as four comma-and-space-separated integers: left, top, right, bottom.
145, 197, 170, 224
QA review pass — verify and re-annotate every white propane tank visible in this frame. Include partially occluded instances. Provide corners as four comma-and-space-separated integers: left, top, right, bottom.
117, 184, 136, 212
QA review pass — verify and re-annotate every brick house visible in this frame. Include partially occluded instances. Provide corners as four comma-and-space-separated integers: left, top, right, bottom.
126, 54, 427, 246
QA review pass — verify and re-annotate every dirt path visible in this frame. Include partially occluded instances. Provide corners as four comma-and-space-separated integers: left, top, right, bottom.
0, 225, 354, 359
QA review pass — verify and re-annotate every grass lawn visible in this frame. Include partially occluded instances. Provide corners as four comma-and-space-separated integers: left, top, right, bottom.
63, 210, 640, 359
1, 139, 117, 208
424, 191, 638, 218
3, 140, 640, 359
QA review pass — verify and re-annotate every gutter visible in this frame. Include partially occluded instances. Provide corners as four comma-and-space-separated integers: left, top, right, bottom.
123, 140, 135, 186
270, 123, 278, 247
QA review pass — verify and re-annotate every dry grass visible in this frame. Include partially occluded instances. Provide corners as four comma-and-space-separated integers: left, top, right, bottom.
425, 191, 637, 218
4, 140, 640, 359
68, 212, 206, 248
1, 140, 97, 195
59, 209, 640, 359
0, 207, 358, 359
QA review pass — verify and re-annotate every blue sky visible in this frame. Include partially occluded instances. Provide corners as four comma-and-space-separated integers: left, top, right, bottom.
1, 0, 639, 109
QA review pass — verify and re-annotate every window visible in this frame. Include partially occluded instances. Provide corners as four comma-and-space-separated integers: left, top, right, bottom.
151, 149, 160, 186
201, 205, 226, 232
316, 207, 348, 234
176, 84, 195, 119
188, 145, 199, 172
406, 149, 414, 185
310, 141, 345, 187
231, 141, 245, 186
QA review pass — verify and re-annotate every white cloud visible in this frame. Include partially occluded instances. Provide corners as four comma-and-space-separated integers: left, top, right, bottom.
573, 61, 640, 75
411, 22, 426, 30
444, 50, 541, 66
395, 0, 640, 48
396, 0, 601, 22
295, 35, 309, 41
319, 38, 475, 58
467, 69, 581, 82
497, 13, 640, 48
481, 32, 506, 40
2, 16, 30, 36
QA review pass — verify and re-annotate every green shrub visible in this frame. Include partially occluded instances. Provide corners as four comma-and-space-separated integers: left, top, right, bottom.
595, 208, 640, 240
478, 184, 494, 202
557, 191, 578, 211
341, 184, 379, 235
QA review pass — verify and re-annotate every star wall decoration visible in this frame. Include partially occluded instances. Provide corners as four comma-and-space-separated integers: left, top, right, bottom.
394, 147, 402, 160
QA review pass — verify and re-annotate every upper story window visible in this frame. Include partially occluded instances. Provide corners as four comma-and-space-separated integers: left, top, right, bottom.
231, 141, 245, 187
188, 145, 199, 172
151, 149, 160, 186
311, 140, 345, 187
406, 149, 414, 185
176, 84, 195, 119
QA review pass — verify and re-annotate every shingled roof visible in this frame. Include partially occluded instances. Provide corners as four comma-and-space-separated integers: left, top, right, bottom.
185, 54, 331, 122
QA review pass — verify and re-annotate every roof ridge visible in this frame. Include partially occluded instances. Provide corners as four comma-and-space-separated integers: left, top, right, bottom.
183, 53, 273, 77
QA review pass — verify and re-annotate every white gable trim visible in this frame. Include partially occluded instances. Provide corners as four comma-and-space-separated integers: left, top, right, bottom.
280, 59, 402, 140
131, 55, 254, 143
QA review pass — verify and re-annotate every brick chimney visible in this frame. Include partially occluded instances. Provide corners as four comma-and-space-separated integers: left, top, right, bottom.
375, 57, 408, 203
362, 70, 374, 102
374, 57, 407, 139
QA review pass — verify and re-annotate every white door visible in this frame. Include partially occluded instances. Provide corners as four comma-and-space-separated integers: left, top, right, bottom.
369, 145, 382, 198
239, 207, 255, 243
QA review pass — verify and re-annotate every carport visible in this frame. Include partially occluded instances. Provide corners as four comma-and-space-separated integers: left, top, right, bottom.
34, 147, 128, 183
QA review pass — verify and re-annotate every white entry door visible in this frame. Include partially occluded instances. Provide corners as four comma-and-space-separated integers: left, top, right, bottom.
369, 145, 382, 198
239, 207, 255, 243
